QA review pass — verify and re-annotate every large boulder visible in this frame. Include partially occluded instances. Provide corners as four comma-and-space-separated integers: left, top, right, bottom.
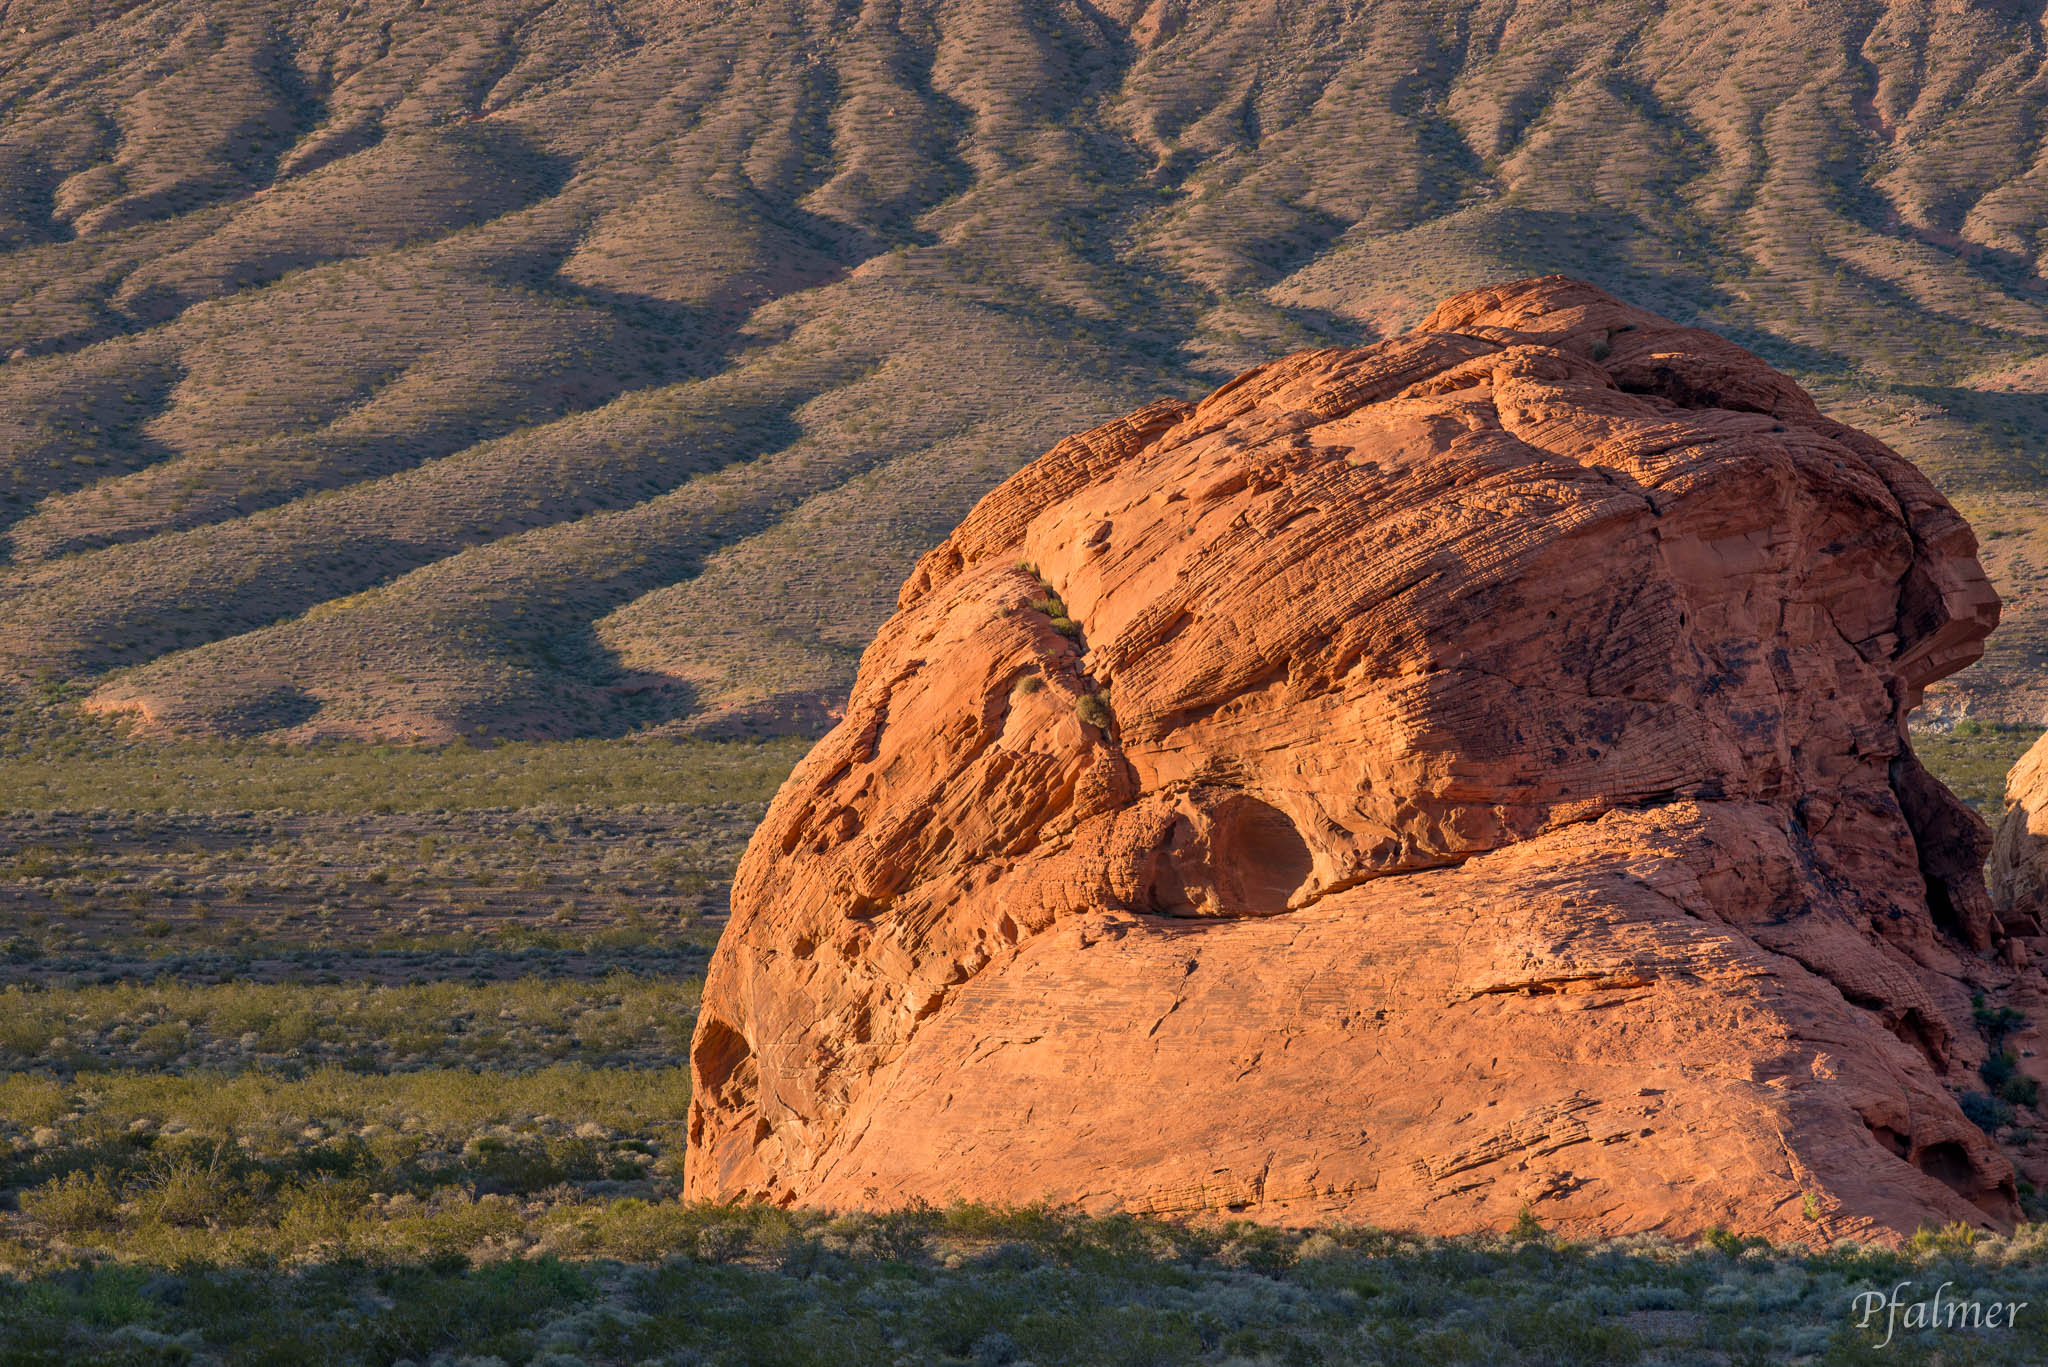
686, 277, 2023, 1242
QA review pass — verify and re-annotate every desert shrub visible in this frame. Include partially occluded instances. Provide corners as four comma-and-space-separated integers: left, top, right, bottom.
21, 1169, 122, 1233
1961, 1090, 2015, 1131
1979, 1050, 2038, 1105
1909, 1220, 1985, 1252
840, 1204, 944, 1263
462, 1134, 606, 1193
535, 1197, 699, 1261
276, 1175, 377, 1244
1074, 694, 1113, 729
133, 1153, 269, 1229
1975, 995, 2028, 1043
1701, 1225, 1771, 1257
1212, 1219, 1299, 1272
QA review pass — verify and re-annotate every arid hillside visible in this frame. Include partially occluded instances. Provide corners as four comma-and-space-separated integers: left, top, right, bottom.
6, 0, 2048, 740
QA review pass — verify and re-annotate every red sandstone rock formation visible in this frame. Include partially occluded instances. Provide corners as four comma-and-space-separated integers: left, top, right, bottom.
1992, 736, 2048, 936
1986, 737, 2048, 1199
687, 276, 2030, 1242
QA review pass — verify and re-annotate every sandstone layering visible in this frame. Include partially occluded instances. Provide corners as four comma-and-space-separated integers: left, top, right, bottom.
688, 277, 2032, 1242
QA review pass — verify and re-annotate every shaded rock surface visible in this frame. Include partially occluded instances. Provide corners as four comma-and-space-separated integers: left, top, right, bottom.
688, 277, 2030, 1242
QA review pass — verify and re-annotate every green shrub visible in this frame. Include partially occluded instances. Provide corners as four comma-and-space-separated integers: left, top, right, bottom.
1909, 1220, 1984, 1252
1074, 694, 1113, 730
1701, 1225, 1771, 1256
135, 1155, 263, 1229
1975, 994, 2027, 1043
463, 1134, 606, 1192
22, 1169, 122, 1233
1961, 1089, 2014, 1131
1979, 1047, 2035, 1105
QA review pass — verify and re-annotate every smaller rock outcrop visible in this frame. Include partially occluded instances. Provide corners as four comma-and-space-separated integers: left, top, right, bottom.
1991, 733, 2048, 940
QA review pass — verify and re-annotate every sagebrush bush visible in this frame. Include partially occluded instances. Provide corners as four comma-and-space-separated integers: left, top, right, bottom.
21, 1169, 121, 1233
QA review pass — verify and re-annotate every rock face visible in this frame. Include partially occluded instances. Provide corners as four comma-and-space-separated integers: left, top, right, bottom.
687, 277, 2025, 1242
1992, 735, 2048, 936
1985, 737, 2048, 1199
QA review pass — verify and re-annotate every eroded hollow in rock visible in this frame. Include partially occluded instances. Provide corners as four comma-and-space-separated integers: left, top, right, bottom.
1147, 794, 1314, 917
